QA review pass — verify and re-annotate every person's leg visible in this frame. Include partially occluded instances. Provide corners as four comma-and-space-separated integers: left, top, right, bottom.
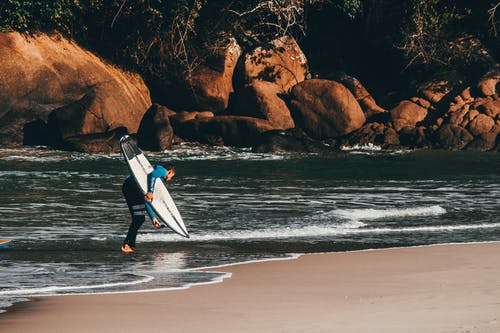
122, 178, 146, 249
123, 214, 145, 248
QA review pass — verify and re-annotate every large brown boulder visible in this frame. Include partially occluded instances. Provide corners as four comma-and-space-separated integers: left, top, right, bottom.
231, 81, 294, 130
240, 36, 308, 92
289, 79, 366, 139
137, 104, 176, 151
436, 124, 474, 150
0, 32, 151, 149
150, 40, 241, 113
188, 39, 242, 112
466, 121, 500, 151
390, 100, 428, 132
172, 115, 275, 147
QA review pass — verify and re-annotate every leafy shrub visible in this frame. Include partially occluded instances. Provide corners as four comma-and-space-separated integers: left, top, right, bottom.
0, 0, 75, 34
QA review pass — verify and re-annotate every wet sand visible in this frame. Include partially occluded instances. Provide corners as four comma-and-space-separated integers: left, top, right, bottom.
1, 242, 500, 333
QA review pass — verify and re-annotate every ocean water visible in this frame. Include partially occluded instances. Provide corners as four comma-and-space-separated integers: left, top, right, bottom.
0, 144, 499, 313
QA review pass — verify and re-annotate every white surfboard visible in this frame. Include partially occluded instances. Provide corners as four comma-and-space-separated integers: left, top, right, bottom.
120, 135, 189, 238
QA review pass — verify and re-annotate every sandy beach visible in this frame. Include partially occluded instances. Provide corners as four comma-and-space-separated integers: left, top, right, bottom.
1, 242, 500, 333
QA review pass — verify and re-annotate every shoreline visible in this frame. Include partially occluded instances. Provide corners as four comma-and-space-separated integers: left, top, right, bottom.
2, 241, 500, 332
1, 241, 492, 300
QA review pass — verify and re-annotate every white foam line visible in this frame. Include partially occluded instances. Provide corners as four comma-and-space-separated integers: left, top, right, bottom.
333, 205, 446, 220
355, 222, 500, 234
0, 275, 154, 296
138, 221, 500, 243
341, 143, 382, 151
11, 253, 302, 297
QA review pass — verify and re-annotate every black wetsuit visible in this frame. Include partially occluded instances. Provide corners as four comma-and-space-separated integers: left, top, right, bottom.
122, 165, 167, 247
122, 176, 147, 247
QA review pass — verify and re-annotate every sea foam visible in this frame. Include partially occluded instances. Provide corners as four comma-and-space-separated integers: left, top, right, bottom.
333, 205, 446, 221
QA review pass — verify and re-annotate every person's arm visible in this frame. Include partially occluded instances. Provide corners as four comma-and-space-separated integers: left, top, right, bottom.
145, 166, 167, 202
145, 202, 161, 229
144, 202, 156, 219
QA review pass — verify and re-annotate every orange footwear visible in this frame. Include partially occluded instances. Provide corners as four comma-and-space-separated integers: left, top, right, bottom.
120, 244, 135, 253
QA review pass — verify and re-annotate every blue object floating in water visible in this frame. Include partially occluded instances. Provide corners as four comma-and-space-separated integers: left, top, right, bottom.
0, 239, 12, 248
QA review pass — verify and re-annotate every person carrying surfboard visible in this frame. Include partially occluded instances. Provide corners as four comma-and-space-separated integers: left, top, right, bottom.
121, 163, 176, 253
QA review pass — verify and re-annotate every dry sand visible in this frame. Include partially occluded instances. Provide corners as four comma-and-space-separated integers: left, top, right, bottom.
1, 242, 500, 333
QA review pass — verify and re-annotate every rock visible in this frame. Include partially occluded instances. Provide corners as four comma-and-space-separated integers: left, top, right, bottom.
410, 97, 432, 109
171, 111, 215, 123
466, 121, 500, 151
417, 71, 464, 104
60, 127, 129, 153
345, 122, 400, 149
23, 119, 53, 146
477, 65, 500, 97
399, 126, 430, 148
476, 97, 500, 119
252, 128, 333, 154
149, 39, 241, 112
336, 75, 387, 118
231, 81, 294, 129
436, 124, 474, 150
289, 79, 366, 139
0, 32, 151, 148
137, 104, 176, 151
447, 108, 469, 127
467, 113, 495, 136
460, 87, 473, 102
188, 39, 242, 111
390, 100, 428, 132
240, 36, 308, 92
172, 115, 275, 147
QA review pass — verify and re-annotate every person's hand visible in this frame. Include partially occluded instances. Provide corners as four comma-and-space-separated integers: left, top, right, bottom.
144, 192, 154, 202
152, 217, 161, 229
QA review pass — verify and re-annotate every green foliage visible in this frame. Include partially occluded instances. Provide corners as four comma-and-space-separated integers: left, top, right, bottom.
0, 0, 75, 34
0, 0, 496, 84
397, 0, 487, 72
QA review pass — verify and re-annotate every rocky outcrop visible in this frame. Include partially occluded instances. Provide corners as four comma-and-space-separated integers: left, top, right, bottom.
437, 95, 500, 150
289, 79, 366, 139
338, 67, 499, 151
239, 36, 308, 92
1, 30, 498, 153
231, 80, 294, 130
0, 32, 151, 149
